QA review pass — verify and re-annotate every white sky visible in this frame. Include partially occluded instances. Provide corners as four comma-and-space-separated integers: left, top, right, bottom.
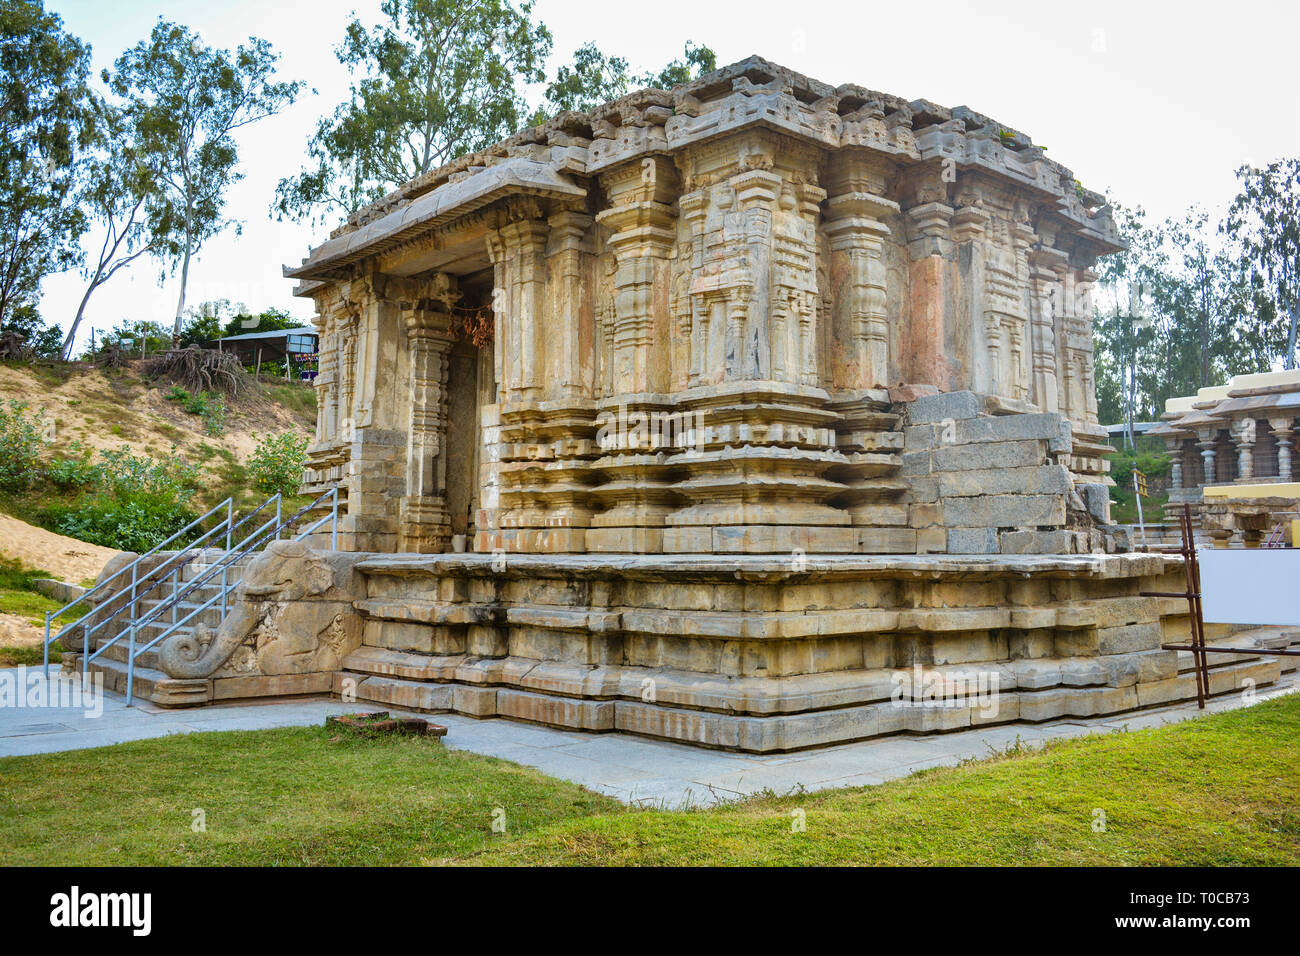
39, 0, 1300, 353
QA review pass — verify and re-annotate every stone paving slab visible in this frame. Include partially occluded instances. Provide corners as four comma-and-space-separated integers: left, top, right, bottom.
0, 666, 1292, 810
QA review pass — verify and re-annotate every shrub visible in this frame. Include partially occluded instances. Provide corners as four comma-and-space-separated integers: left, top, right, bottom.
247, 432, 308, 497
0, 400, 51, 490
166, 386, 227, 436
48, 446, 200, 552
46, 440, 101, 490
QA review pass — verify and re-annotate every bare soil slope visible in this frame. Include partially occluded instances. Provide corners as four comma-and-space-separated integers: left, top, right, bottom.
0, 361, 313, 461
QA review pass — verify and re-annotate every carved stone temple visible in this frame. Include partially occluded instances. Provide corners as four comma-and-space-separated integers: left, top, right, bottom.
71, 58, 1298, 750
289, 56, 1124, 557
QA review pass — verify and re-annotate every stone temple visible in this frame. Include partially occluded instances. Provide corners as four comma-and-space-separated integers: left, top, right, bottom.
71, 57, 1298, 750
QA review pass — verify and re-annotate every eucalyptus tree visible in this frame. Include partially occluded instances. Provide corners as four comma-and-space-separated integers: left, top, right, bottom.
275, 0, 553, 225
0, 0, 95, 336
1226, 158, 1300, 370
106, 20, 303, 342
61, 100, 176, 358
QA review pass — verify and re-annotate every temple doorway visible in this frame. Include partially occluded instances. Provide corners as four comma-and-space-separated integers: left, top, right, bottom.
442, 276, 495, 545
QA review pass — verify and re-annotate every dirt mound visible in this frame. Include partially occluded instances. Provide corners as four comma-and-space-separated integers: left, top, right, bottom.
0, 512, 120, 584
0, 360, 313, 462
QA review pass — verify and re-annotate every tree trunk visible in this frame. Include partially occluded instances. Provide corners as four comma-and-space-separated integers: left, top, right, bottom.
172, 238, 192, 346
62, 266, 104, 360
1286, 299, 1299, 371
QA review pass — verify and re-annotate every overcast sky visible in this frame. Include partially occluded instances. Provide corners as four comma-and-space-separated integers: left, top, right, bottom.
40, 0, 1300, 353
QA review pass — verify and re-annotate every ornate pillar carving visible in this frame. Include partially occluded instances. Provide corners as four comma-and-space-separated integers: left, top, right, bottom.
823, 164, 898, 390
547, 208, 595, 400
1197, 429, 1218, 486
1164, 437, 1183, 490
1028, 241, 1067, 414
1269, 417, 1295, 482
1233, 417, 1255, 482
596, 157, 678, 394
399, 301, 456, 553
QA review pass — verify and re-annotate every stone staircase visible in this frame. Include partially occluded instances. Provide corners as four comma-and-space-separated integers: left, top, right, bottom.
66, 550, 252, 705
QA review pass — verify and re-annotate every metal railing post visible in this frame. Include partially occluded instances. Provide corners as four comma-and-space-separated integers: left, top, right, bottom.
126, 623, 136, 707
43, 612, 51, 680
226, 499, 233, 551
331, 487, 339, 550
276, 496, 282, 540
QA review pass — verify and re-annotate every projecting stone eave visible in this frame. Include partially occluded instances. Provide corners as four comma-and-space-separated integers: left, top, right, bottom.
284, 156, 588, 282
290, 54, 1121, 284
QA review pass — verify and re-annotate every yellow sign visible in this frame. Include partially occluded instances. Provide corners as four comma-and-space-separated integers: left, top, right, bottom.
1134, 470, 1149, 497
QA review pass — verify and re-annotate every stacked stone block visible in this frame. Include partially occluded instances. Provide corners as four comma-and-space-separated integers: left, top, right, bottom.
901, 390, 1116, 554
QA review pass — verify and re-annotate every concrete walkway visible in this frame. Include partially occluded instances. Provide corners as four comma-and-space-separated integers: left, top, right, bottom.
1, 665, 1293, 809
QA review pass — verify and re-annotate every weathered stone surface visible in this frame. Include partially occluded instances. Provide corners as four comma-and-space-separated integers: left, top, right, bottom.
939, 465, 1072, 498
947, 528, 1000, 554
932, 439, 1048, 472
944, 494, 1066, 528
905, 391, 984, 425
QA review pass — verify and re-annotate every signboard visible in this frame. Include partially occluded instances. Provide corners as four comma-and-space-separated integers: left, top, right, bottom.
286, 334, 315, 354
1133, 469, 1149, 497
1199, 548, 1300, 625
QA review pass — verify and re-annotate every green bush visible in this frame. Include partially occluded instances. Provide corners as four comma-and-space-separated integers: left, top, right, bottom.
165, 386, 227, 436
247, 432, 308, 497
45, 440, 101, 490
0, 400, 51, 490
47, 446, 200, 552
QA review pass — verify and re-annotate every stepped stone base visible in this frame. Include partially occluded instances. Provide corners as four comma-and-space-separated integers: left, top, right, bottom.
71, 547, 1296, 752
333, 551, 1295, 752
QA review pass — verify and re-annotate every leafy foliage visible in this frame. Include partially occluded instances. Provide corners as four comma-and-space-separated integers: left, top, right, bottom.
534, 40, 716, 121
61, 96, 176, 359
1093, 202, 1280, 426
0, 1, 96, 333
0, 303, 62, 358
1226, 158, 1300, 369
164, 385, 227, 436
276, 0, 553, 223
0, 399, 51, 490
46, 445, 200, 552
247, 432, 308, 497
105, 21, 302, 338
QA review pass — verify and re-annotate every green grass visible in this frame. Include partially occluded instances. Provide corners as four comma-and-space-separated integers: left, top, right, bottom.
0, 727, 615, 865
266, 382, 317, 426
1, 694, 1298, 866
0, 557, 76, 665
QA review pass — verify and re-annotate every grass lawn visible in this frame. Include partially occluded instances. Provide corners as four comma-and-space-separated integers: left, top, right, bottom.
1, 694, 1297, 866
0, 559, 77, 667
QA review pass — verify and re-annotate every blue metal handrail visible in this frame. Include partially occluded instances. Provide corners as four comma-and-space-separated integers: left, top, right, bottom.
41, 496, 235, 678
123, 486, 339, 704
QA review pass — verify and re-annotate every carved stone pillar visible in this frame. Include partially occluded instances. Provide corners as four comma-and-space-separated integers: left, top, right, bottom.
398, 307, 455, 553
903, 196, 956, 389
1028, 244, 1068, 413
823, 179, 897, 390
1164, 437, 1183, 490
1270, 417, 1295, 482
548, 208, 595, 400
1197, 429, 1218, 486
1233, 418, 1255, 482
596, 157, 678, 394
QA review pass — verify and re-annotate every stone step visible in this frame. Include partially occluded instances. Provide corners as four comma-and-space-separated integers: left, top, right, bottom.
78, 654, 209, 706
341, 671, 455, 713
